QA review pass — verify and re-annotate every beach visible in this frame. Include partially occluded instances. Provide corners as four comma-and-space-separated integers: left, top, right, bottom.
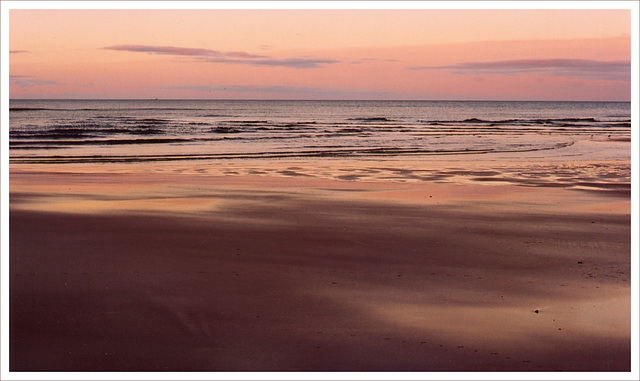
9, 159, 631, 371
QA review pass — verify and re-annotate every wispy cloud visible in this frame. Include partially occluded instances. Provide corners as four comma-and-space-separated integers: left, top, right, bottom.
203, 57, 340, 69
10, 75, 60, 88
10, 50, 28, 54
411, 59, 630, 81
104, 44, 339, 69
104, 45, 266, 59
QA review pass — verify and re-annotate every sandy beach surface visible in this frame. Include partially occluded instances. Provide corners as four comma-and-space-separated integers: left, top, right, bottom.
8, 159, 631, 372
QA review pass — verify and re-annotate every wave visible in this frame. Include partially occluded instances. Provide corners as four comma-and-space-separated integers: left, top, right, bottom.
417, 117, 632, 131
9, 141, 574, 163
10, 107, 51, 111
347, 117, 396, 122
11, 124, 166, 139
212, 127, 241, 134
11, 107, 207, 112
422, 117, 606, 124
225, 120, 269, 124
10, 137, 193, 147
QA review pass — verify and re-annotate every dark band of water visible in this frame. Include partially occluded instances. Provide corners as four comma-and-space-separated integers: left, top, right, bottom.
9, 99, 630, 164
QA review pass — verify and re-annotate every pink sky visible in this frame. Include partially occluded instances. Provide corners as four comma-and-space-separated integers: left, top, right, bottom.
8, 8, 632, 101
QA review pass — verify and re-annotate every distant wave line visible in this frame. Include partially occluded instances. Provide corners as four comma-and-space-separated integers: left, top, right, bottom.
9, 142, 574, 164
10, 107, 206, 112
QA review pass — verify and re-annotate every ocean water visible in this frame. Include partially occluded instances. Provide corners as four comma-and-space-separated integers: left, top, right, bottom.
9, 100, 630, 165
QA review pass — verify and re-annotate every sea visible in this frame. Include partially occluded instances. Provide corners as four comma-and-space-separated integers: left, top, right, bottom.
8, 100, 631, 190
9, 99, 631, 162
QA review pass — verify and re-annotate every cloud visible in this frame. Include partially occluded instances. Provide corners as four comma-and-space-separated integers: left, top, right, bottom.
10, 75, 60, 88
201, 56, 340, 69
411, 59, 630, 81
103, 44, 339, 69
104, 44, 266, 59
10, 50, 28, 54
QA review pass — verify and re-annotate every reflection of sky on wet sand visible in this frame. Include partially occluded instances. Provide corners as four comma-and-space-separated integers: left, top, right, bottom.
10, 194, 221, 215
10, 175, 630, 218
326, 287, 630, 344
9, 156, 630, 217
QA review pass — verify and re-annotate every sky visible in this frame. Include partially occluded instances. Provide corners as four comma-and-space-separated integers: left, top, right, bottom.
7, 5, 634, 101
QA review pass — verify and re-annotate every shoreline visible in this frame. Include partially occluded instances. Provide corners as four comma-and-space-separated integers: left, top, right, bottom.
8, 153, 632, 195
8, 163, 631, 371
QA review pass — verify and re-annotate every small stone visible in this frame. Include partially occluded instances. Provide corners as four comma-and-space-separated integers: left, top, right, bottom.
534, 310, 539, 314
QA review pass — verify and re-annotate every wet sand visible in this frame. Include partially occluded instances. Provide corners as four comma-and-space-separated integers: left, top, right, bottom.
8, 162, 632, 372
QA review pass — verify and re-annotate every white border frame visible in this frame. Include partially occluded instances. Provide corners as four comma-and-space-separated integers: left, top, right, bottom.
1, 1, 638, 381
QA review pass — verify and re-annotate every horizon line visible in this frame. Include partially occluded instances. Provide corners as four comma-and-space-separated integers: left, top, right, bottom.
8, 98, 632, 103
